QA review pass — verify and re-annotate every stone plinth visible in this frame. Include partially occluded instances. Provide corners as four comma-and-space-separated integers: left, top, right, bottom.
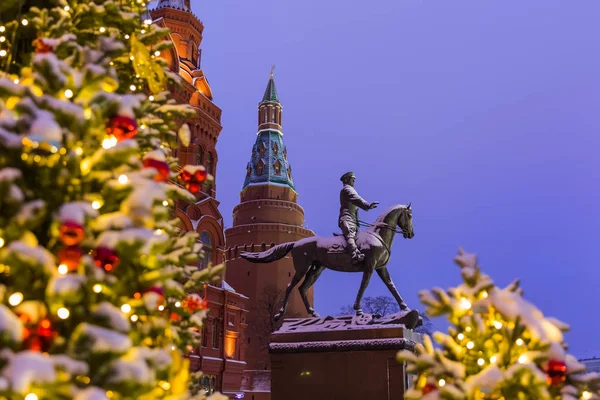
269, 312, 422, 400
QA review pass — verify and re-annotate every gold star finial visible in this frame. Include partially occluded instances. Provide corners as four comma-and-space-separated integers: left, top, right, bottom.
270, 64, 275, 78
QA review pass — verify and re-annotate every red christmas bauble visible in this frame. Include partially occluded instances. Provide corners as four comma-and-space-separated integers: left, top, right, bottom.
106, 115, 138, 142
59, 220, 85, 246
546, 359, 567, 386
423, 383, 437, 394
93, 246, 120, 272
182, 296, 208, 313
178, 167, 207, 194
57, 246, 83, 272
21, 317, 55, 353
34, 38, 53, 54
143, 158, 170, 182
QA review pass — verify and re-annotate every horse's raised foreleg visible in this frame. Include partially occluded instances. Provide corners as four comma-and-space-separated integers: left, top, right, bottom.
298, 264, 325, 318
274, 270, 304, 321
353, 266, 374, 315
376, 266, 409, 310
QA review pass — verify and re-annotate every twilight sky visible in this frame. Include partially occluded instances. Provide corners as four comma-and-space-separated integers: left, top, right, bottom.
185, 0, 599, 358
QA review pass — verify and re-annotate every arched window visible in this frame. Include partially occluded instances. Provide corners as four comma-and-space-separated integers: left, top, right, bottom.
196, 145, 204, 166
206, 151, 214, 175
198, 231, 213, 270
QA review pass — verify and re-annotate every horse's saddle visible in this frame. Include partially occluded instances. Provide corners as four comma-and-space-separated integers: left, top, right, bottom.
324, 233, 349, 254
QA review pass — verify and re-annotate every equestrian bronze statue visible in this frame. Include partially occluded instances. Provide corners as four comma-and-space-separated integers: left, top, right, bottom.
338, 171, 379, 264
240, 202, 417, 327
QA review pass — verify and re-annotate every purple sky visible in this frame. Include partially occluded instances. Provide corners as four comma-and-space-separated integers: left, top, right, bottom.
186, 0, 600, 358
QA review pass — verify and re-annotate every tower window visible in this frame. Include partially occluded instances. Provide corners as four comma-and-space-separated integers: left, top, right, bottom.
196, 146, 204, 165
272, 142, 279, 156
198, 231, 213, 270
273, 159, 282, 175
206, 151, 214, 175
256, 159, 265, 175
212, 322, 220, 349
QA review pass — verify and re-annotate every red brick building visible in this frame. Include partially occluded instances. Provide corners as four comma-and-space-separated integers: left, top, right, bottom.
150, 1, 248, 397
224, 74, 315, 400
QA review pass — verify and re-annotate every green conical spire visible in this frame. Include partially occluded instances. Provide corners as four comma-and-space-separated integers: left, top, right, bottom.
261, 70, 280, 103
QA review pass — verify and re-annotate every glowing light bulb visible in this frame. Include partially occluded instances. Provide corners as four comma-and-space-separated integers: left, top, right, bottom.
64, 5, 70, 11
155, 229, 163, 235
64, 89, 74, 99
102, 136, 117, 149
438, 379, 445, 387
92, 201, 101, 210
154, 51, 161, 57
493, 320, 502, 329
175, 301, 181, 308
465, 326, 472, 332
25, 394, 38, 400
118, 174, 128, 184
130, 314, 139, 322
121, 304, 131, 313
0, 237, 4, 248
0, 50, 7, 57
21, 19, 29, 26
0, 37, 5, 42
0, 26, 5, 32
457, 333, 464, 340
141, 29, 146, 34
58, 264, 69, 275
162, 200, 169, 206
8, 292, 23, 306
466, 341, 474, 349
477, 358, 485, 366
171, 345, 175, 350
518, 354, 528, 364
57, 308, 70, 319
93, 284, 102, 293
158, 305, 165, 311
460, 297, 471, 310
125, 34, 130, 39
144, 19, 152, 25
149, 95, 155, 101
516, 338, 524, 346
582, 391, 592, 400
99, 27, 106, 33
74, 147, 83, 156
481, 291, 488, 298
129, 85, 136, 92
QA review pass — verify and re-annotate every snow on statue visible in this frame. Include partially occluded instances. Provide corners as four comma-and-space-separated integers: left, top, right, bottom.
398, 248, 600, 400
0, 1, 221, 399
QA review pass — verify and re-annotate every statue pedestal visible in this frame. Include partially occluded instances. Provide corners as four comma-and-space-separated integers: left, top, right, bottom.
269, 313, 422, 400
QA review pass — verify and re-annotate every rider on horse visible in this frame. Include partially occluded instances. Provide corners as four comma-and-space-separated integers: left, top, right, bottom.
339, 171, 379, 264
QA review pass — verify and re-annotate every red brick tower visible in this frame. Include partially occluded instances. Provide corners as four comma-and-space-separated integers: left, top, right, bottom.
151, 3, 248, 398
225, 72, 314, 399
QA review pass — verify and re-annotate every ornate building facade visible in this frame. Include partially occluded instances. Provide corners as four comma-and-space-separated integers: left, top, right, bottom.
150, 1, 248, 398
224, 74, 315, 400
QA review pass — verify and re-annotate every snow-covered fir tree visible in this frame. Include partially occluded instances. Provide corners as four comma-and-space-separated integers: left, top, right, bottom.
398, 249, 600, 400
0, 0, 224, 398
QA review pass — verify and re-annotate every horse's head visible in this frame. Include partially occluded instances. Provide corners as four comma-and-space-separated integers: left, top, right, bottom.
398, 204, 414, 239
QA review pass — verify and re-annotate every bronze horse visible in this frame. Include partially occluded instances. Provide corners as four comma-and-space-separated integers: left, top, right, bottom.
240, 204, 415, 322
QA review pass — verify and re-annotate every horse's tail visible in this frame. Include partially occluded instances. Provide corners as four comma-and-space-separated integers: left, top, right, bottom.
240, 242, 295, 263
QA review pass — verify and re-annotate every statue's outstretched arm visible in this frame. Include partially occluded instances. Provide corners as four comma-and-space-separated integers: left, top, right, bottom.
345, 186, 371, 210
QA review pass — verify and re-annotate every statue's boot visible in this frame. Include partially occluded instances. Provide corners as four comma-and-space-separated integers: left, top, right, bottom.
347, 238, 364, 264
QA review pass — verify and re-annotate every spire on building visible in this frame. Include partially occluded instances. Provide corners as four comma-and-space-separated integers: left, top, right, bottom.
261, 66, 280, 103
243, 72, 293, 191
156, 0, 191, 11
